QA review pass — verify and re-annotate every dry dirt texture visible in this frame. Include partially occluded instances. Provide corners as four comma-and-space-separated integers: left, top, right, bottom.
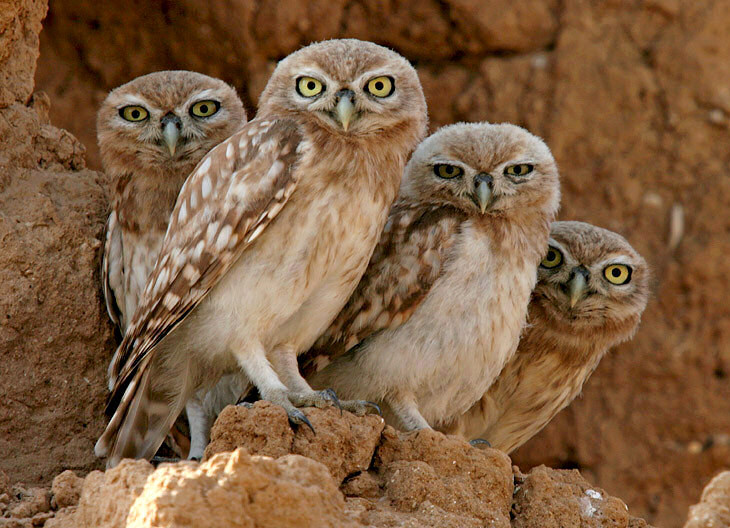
3, 405, 654, 528
0, 0, 728, 527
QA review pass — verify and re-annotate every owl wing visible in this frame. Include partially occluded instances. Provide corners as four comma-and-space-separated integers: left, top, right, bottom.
97, 118, 304, 460
301, 202, 466, 376
101, 208, 127, 330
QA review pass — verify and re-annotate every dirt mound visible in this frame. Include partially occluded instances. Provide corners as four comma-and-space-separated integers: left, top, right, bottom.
684, 471, 730, 528
0, 0, 113, 488
4, 405, 652, 528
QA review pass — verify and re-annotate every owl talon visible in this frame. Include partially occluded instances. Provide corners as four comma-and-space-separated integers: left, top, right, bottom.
470, 438, 492, 449
288, 408, 315, 434
151, 455, 181, 465
236, 401, 254, 409
287, 389, 341, 410
340, 400, 382, 416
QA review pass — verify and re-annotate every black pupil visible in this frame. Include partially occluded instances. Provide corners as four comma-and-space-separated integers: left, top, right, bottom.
199, 104, 208, 113
612, 268, 621, 277
446, 167, 453, 174
375, 81, 384, 91
131, 109, 140, 118
307, 81, 316, 90
547, 251, 556, 261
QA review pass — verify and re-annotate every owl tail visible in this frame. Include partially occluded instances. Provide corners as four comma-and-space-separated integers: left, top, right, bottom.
95, 356, 190, 469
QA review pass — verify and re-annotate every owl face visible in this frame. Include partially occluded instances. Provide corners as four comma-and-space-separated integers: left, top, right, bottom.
400, 123, 560, 216
534, 221, 649, 326
97, 71, 246, 174
257, 39, 427, 138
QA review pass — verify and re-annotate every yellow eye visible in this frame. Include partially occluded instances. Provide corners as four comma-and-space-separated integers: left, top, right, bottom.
505, 164, 534, 177
604, 264, 631, 285
190, 100, 220, 118
119, 106, 149, 122
297, 77, 324, 97
434, 164, 464, 179
540, 247, 563, 269
365, 76, 394, 98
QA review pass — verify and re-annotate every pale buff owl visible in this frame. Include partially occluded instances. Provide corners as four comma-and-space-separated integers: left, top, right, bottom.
98, 70, 247, 460
439, 221, 650, 453
304, 122, 561, 432
95, 39, 428, 467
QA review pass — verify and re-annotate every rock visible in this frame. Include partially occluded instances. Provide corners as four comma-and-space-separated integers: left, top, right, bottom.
0, 0, 47, 107
512, 466, 651, 528
684, 471, 730, 528
50, 471, 83, 509
49, 449, 357, 528
205, 403, 385, 485
0, 0, 113, 487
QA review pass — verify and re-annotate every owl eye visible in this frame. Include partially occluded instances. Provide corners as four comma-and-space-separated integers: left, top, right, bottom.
297, 77, 325, 97
190, 100, 220, 118
120, 106, 149, 122
433, 164, 464, 179
365, 76, 394, 98
604, 264, 632, 285
504, 164, 534, 177
540, 246, 563, 269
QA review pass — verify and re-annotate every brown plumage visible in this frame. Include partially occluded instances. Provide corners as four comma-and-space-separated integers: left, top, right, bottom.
98, 71, 247, 459
95, 39, 427, 467
99, 70, 246, 331
439, 221, 650, 453
304, 122, 561, 431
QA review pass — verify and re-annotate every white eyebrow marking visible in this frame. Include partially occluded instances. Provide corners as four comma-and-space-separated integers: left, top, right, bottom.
117, 94, 149, 108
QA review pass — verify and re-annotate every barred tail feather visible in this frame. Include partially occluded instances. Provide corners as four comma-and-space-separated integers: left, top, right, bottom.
95, 356, 191, 469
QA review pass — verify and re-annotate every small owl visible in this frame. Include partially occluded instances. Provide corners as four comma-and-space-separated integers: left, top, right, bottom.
99, 70, 246, 331
439, 221, 649, 453
305, 122, 561, 432
95, 39, 428, 467
98, 71, 247, 460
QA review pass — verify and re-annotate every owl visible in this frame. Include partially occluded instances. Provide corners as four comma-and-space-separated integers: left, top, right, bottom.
95, 39, 428, 467
304, 122, 561, 432
98, 71, 247, 460
439, 221, 650, 453
99, 70, 246, 331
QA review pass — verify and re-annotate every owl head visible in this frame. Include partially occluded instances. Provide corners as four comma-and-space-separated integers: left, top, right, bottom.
257, 39, 427, 142
97, 70, 246, 177
400, 122, 560, 218
534, 221, 650, 332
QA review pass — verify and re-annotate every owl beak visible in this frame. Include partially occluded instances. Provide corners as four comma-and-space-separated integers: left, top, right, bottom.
567, 267, 590, 308
161, 113, 182, 156
335, 89, 356, 131
473, 173, 494, 214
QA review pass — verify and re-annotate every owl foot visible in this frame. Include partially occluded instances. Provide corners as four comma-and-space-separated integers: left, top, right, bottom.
469, 438, 492, 449
287, 388, 342, 412
235, 401, 255, 408
287, 408, 315, 434
151, 456, 181, 465
339, 400, 382, 416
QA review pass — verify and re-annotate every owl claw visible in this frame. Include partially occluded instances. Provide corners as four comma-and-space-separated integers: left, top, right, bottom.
340, 400, 382, 416
288, 408, 315, 434
151, 455, 181, 465
322, 388, 343, 414
236, 401, 254, 408
469, 438, 492, 449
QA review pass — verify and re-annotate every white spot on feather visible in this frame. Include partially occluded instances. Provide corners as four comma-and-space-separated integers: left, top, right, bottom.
201, 176, 213, 199
182, 264, 200, 283
198, 157, 212, 175
193, 240, 206, 261
226, 142, 235, 160
266, 160, 284, 181
154, 268, 169, 294
190, 189, 198, 210
163, 292, 179, 309
178, 202, 187, 223
215, 224, 233, 252
206, 221, 220, 244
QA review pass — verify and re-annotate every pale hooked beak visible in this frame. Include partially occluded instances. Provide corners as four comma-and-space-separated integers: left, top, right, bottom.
473, 173, 494, 214
335, 89, 356, 131
161, 113, 182, 156
567, 267, 590, 308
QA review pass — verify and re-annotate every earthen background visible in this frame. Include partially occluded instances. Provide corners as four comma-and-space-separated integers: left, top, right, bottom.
1, 1, 729, 527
